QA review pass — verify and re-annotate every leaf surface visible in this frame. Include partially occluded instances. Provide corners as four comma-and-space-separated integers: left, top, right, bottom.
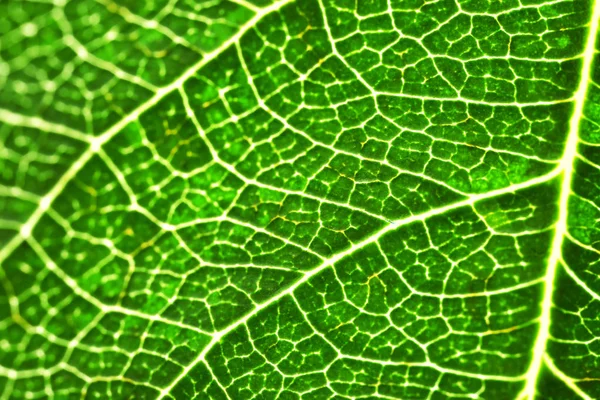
1, 0, 600, 398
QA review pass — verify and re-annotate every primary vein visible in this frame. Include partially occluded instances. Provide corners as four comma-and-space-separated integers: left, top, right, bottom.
519, 1, 600, 397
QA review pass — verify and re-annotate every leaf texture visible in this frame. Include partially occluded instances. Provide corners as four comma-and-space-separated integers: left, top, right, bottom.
1, 0, 600, 399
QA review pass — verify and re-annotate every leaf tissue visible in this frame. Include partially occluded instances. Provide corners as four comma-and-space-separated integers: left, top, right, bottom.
1, 0, 600, 399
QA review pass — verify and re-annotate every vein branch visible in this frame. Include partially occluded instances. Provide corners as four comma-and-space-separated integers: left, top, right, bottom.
0, 0, 294, 268
519, 1, 600, 397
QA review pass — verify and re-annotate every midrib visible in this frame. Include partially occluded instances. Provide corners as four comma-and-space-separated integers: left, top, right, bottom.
519, 2, 600, 398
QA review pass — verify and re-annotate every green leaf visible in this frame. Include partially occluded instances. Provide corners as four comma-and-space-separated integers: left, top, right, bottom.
1, 0, 600, 398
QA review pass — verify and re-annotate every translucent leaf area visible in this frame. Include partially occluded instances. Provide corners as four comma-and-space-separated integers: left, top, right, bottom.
1, 0, 600, 398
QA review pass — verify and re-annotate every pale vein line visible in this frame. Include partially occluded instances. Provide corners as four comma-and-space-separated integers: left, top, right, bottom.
234, 42, 472, 199
318, 0, 574, 110
543, 354, 593, 400
397, 274, 545, 300
376, 91, 574, 107
519, 0, 600, 397
565, 231, 600, 256
577, 152, 600, 169
0, 0, 295, 268
0, 185, 41, 203
157, 167, 561, 399
177, 86, 393, 222
561, 261, 600, 301
26, 236, 214, 336
53, 7, 159, 92
93, 0, 201, 54
228, 0, 260, 12
0, 1, 593, 396
224, 216, 325, 260
0, 108, 90, 143
288, 294, 526, 383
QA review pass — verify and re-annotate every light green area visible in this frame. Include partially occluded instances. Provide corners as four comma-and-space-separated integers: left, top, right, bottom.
1, 0, 599, 398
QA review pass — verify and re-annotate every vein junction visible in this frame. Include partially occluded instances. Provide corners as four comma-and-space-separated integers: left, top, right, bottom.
1, 0, 600, 399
